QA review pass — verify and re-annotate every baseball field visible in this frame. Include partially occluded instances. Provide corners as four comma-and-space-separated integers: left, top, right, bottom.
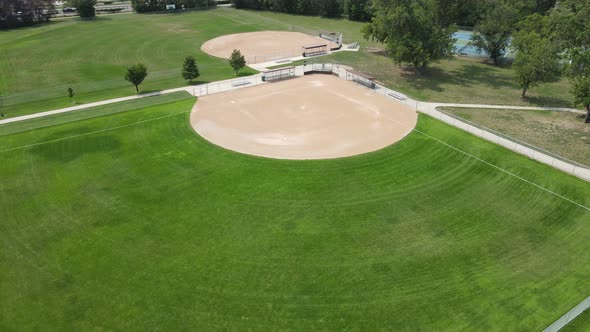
1, 6, 590, 331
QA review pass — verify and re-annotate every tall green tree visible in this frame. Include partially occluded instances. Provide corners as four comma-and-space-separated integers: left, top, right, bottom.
550, 0, 590, 122
319, 0, 342, 18
182, 56, 200, 84
470, 1, 520, 65
362, 0, 457, 74
512, 31, 560, 98
229, 49, 246, 76
0, 0, 55, 28
344, 0, 371, 22
73, 0, 96, 17
125, 63, 148, 93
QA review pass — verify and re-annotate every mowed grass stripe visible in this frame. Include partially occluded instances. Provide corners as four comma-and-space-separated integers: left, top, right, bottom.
1, 96, 590, 330
0, 11, 261, 118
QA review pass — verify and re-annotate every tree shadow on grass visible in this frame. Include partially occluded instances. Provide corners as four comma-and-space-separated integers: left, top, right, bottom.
525, 95, 573, 108
398, 60, 514, 94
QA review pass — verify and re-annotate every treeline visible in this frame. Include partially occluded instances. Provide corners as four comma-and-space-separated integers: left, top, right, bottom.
437, 0, 556, 27
232, 0, 344, 18
0, 0, 55, 29
131, 0, 216, 13
231, 0, 557, 25
363, 0, 590, 118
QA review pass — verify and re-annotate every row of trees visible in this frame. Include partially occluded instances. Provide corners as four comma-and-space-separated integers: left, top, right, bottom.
232, 0, 343, 18
230, 0, 557, 24
65, 0, 97, 17
0, 0, 55, 28
131, 0, 215, 13
363, 0, 589, 121
121, 51, 246, 93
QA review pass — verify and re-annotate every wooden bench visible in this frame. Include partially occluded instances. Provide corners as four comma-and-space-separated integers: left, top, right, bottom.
388, 91, 407, 101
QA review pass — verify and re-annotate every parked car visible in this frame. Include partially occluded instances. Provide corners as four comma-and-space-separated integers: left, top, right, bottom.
62, 7, 77, 12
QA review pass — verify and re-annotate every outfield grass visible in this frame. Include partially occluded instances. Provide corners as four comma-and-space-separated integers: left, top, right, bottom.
1, 93, 590, 330
439, 107, 590, 167
0, 10, 257, 118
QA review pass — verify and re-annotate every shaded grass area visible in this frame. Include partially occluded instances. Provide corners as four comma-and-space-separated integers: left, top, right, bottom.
277, 51, 574, 107
1, 94, 590, 330
440, 107, 590, 167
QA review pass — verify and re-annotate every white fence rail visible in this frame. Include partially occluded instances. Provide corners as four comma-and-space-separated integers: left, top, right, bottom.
544, 296, 590, 332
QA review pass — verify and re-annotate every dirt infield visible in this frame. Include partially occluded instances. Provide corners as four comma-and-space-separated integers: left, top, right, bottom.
190, 75, 417, 160
201, 31, 338, 63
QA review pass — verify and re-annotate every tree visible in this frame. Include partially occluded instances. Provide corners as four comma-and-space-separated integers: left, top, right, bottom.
0, 0, 55, 29
229, 49, 246, 76
572, 77, 590, 123
470, 1, 520, 65
550, 0, 590, 122
511, 14, 560, 98
319, 0, 342, 18
67, 0, 96, 17
512, 31, 560, 98
125, 63, 148, 93
344, 0, 371, 22
361, 0, 457, 74
182, 56, 200, 84
67, 87, 75, 103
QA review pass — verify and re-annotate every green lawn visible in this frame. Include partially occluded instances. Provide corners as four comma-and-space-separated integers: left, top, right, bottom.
0, 7, 576, 119
439, 107, 590, 167
279, 51, 574, 107
0, 10, 258, 118
1, 93, 590, 330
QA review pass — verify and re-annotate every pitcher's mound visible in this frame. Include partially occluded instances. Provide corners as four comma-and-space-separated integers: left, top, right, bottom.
201, 31, 338, 64
190, 75, 417, 160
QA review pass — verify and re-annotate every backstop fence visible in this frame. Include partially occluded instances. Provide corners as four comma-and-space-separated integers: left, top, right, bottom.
262, 67, 295, 82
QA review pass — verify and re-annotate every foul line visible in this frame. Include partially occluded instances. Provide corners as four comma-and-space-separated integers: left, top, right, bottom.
0, 111, 186, 154
210, 11, 265, 31
413, 128, 590, 212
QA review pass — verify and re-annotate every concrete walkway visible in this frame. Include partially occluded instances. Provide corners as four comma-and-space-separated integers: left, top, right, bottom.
0, 74, 266, 125
429, 102, 582, 114
0, 87, 188, 125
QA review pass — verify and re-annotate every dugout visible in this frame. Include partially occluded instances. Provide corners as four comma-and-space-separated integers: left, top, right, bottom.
302, 44, 328, 57
262, 66, 295, 82
319, 30, 343, 50
303, 63, 334, 75
347, 70, 376, 89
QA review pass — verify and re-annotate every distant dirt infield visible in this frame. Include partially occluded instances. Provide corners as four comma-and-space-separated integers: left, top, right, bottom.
190, 75, 418, 160
201, 31, 338, 63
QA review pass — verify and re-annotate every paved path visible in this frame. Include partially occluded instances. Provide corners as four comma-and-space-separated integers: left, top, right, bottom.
0, 74, 266, 125
0, 87, 189, 125
429, 102, 583, 114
